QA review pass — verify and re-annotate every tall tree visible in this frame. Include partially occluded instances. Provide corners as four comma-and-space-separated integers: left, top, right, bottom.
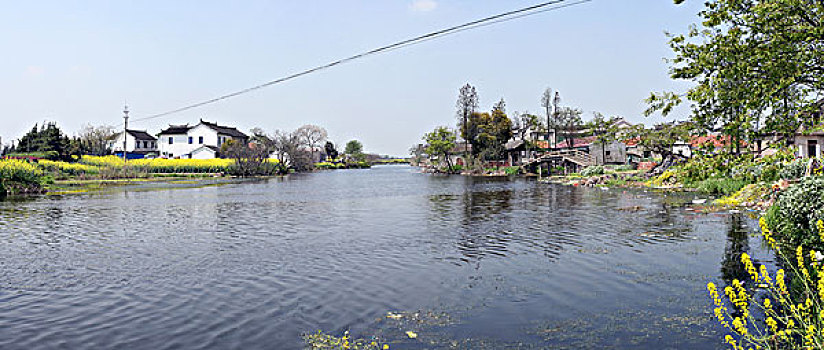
541, 88, 561, 147
456, 84, 479, 154
295, 124, 328, 162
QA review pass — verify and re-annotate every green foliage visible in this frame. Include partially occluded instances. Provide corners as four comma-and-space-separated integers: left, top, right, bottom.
344, 140, 363, 156
779, 158, 809, 180
766, 177, 824, 249
653, 0, 824, 149
423, 126, 457, 170
695, 178, 748, 195
12, 123, 76, 161
463, 110, 513, 160
581, 166, 605, 177
626, 122, 692, 159
504, 166, 519, 176
611, 164, 635, 172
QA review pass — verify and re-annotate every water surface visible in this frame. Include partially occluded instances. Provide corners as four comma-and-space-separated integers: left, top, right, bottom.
0, 166, 767, 349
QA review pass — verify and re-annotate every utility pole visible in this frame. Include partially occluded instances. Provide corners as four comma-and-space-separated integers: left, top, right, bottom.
122, 104, 129, 163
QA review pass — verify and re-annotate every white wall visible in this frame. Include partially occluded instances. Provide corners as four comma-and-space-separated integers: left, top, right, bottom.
110, 133, 157, 152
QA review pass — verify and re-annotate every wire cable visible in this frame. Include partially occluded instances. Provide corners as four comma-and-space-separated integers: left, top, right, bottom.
132, 0, 592, 123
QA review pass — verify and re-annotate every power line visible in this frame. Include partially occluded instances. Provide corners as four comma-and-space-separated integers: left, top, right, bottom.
132, 0, 592, 123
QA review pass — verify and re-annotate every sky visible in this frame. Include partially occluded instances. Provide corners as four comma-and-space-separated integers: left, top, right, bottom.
0, 0, 704, 156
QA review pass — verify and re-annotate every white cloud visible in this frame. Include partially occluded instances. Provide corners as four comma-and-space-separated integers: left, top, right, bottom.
409, 0, 437, 12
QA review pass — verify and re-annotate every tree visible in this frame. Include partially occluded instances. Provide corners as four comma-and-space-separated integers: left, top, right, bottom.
557, 107, 583, 149
295, 124, 327, 162
648, 0, 824, 153
541, 88, 561, 147
467, 107, 513, 161
221, 137, 279, 176
585, 112, 621, 163
77, 124, 116, 156
344, 140, 363, 156
515, 111, 542, 158
324, 141, 338, 160
627, 122, 692, 170
423, 127, 457, 171
456, 84, 479, 153
14, 122, 74, 160
269, 129, 313, 172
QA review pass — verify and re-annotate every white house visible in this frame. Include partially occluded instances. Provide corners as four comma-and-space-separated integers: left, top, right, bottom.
157, 120, 248, 159
109, 129, 158, 157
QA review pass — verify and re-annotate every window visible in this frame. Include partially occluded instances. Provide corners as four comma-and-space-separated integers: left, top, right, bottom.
605, 151, 611, 156
188, 136, 193, 144
169, 137, 173, 144
199, 136, 203, 144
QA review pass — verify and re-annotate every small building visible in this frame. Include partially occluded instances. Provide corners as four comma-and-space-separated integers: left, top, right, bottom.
793, 131, 824, 158
109, 129, 158, 158
448, 143, 472, 167
590, 141, 629, 165
157, 119, 248, 159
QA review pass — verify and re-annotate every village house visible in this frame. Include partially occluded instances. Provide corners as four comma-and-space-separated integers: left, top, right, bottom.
792, 131, 824, 158
157, 119, 248, 159
108, 129, 158, 159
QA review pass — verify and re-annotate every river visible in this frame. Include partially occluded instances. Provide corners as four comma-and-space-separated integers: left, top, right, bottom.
0, 165, 770, 349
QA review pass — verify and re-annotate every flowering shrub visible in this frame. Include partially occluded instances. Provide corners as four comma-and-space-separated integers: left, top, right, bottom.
80, 156, 236, 173
0, 159, 45, 183
0, 159, 49, 194
38, 160, 100, 175
765, 177, 824, 250
707, 218, 824, 349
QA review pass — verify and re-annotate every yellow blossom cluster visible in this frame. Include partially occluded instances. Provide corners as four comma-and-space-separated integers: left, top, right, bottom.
705, 216, 824, 350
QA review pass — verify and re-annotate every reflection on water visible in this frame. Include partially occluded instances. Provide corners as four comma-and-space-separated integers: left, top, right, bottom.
0, 167, 770, 349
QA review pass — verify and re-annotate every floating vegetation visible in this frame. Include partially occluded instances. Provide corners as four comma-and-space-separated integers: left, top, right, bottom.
303, 330, 389, 350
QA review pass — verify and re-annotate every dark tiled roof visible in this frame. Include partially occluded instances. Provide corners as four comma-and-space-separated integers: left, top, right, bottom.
126, 129, 157, 140
158, 124, 191, 135
200, 120, 248, 139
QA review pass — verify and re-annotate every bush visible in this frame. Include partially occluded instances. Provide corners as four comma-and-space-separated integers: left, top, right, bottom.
696, 178, 748, 195
0, 159, 50, 194
778, 158, 808, 180
765, 177, 824, 249
581, 165, 605, 177
504, 166, 519, 176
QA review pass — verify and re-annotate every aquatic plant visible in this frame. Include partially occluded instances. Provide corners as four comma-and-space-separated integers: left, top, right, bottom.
303, 330, 389, 350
